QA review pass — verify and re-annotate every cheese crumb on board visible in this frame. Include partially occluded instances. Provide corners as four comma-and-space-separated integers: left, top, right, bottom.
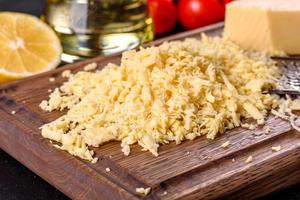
248, 124, 256, 130
263, 125, 271, 134
221, 141, 230, 148
11, 110, 16, 115
40, 34, 282, 162
105, 167, 111, 172
84, 62, 97, 71
136, 187, 151, 196
53, 144, 61, 149
62, 70, 72, 78
271, 145, 281, 152
241, 123, 256, 130
163, 191, 168, 195
49, 77, 55, 82
91, 157, 98, 164
245, 156, 253, 163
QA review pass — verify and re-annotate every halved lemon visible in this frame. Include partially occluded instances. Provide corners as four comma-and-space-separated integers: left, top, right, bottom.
0, 12, 62, 83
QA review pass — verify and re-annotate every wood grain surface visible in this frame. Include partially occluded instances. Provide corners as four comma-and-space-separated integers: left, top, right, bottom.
0, 22, 300, 200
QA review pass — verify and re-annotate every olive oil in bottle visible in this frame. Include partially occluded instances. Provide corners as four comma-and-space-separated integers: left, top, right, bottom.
45, 0, 154, 62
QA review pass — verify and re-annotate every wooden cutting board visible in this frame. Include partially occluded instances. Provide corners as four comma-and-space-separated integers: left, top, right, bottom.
1, 22, 300, 200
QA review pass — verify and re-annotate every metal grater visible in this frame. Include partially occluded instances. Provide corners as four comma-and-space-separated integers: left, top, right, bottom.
271, 56, 300, 95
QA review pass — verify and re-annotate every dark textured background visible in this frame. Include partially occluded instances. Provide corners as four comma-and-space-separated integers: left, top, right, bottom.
0, 1, 300, 199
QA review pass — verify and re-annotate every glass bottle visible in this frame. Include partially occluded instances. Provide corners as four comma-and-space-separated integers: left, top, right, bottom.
45, 0, 154, 63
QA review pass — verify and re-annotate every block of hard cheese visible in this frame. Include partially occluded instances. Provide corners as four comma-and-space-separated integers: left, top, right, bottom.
224, 0, 300, 55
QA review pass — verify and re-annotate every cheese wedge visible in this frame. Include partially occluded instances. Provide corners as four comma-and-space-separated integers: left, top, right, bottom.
224, 0, 300, 55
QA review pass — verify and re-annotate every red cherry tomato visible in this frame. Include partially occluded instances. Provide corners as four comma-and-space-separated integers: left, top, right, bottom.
148, 0, 177, 34
178, 0, 226, 30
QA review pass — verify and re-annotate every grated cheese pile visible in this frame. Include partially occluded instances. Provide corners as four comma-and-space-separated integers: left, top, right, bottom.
40, 34, 283, 162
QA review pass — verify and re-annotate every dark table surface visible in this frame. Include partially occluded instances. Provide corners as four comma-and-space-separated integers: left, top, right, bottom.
0, 1, 300, 199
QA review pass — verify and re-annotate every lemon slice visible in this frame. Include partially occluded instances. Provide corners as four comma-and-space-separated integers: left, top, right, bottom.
0, 12, 62, 83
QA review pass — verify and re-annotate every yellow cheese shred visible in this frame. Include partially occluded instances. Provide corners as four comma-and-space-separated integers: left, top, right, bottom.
40, 34, 283, 162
